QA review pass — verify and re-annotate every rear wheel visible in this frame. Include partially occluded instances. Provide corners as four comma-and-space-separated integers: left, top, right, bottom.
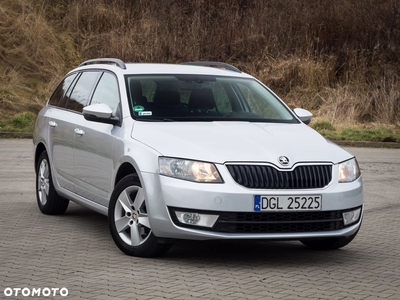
108, 174, 172, 257
300, 229, 359, 250
36, 151, 69, 215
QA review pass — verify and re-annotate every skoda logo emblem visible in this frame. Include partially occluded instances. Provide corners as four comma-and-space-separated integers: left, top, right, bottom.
278, 156, 289, 166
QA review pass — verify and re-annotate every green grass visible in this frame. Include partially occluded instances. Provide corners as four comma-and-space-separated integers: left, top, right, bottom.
311, 120, 400, 143
0, 112, 37, 133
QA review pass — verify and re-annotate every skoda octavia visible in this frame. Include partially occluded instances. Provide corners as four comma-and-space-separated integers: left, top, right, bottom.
33, 59, 363, 257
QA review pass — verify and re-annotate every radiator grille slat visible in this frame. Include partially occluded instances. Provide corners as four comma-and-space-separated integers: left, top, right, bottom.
227, 164, 332, 189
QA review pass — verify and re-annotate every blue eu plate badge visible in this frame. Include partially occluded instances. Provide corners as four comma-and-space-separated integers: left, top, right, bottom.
254, 195, 261, 211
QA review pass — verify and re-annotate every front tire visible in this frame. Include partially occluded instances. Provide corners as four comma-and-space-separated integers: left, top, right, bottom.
108, 174, 172, 257
36, 151, 69, 215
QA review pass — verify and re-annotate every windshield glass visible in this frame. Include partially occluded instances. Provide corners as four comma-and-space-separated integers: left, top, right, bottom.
125, 75, 298, 123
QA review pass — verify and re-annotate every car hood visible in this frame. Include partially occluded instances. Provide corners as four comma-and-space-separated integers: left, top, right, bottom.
131, 121, 352, 167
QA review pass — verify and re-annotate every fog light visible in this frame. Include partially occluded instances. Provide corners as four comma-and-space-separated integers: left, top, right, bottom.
343, 208, 361, 225
183, 213, 200, 224
175, 211, 219, 227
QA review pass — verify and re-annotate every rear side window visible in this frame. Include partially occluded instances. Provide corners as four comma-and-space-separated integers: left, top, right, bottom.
48, 73, 78, 107
90, 72, 120, 115
66, 71, 100, 113
59, 73, 80, 108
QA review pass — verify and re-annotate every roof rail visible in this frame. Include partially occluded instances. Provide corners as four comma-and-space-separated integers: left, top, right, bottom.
181, 61, 241, 73
79, 58, 127, 70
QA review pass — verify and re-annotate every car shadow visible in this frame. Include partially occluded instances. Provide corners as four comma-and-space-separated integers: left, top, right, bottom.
57, 203, 362, 267
163, 239, 361, 267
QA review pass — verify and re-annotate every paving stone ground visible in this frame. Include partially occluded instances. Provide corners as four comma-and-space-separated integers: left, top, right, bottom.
0, 139, 399, 300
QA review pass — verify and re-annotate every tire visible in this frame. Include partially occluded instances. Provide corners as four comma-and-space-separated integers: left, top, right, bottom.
36, 151, 69, 215
108, 174, 172, 257
300, 229, 360, 250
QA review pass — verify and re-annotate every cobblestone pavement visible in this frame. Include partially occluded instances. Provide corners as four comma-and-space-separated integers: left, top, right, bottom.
0, 139, 399, 300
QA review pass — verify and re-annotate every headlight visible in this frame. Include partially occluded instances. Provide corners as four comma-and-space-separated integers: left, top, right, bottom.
338, 158, 361, 183
159, 157, 223, 183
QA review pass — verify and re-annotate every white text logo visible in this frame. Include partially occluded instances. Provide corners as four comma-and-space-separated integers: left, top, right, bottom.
3, 287, 68, 297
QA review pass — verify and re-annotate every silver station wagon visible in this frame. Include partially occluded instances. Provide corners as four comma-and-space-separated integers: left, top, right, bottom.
33, 59, 363, 257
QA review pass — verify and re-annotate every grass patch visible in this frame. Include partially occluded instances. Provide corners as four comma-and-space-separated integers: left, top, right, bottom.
312, 121, 400, 143
0, 112, 37, 133
312, 120, 335, 131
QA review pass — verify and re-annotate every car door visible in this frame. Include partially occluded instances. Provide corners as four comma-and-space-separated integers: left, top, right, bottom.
47, 72, 79, 192
73, 71, 121, 206
56, 71, 102, 194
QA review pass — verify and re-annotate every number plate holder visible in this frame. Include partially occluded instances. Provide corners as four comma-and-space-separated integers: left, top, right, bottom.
254, 195, 322, 211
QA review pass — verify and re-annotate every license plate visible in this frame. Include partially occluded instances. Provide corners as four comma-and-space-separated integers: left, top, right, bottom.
254, 195, 322, 211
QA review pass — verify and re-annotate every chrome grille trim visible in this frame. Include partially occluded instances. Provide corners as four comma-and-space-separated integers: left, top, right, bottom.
226, 164, 332, 189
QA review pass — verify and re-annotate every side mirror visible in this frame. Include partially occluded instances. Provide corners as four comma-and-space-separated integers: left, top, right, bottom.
294, 108, 313, 125
83, 103, 120, 126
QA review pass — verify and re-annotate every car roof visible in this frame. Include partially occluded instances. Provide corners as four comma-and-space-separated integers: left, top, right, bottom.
71, 61, 254, 79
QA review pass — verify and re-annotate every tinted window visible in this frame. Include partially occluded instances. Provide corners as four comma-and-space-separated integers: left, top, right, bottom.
48, 73, 78, 107
125, 75, 297, 123
59, 73, 80, 108
237, 83, 282, 120
90, 72, 120, 115
211, 82, 231, 113
66, 72, 99, 113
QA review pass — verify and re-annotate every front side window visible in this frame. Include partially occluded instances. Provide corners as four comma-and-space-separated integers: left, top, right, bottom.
66, 71, 100, 113
90, 72, 120, 115
125, 75, 297, 123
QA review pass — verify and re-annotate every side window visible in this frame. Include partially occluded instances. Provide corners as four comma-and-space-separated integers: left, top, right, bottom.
66, 71, 99, 113
91, 72, 120, 115
59, 73, 80, 108
48, 73, 77, 107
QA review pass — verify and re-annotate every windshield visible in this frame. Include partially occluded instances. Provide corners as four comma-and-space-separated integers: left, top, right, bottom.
125, 75, 298, 123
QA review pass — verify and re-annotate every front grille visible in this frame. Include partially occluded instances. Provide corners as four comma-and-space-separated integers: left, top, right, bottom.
168, 206, 362, 234
226, 164, 332, 189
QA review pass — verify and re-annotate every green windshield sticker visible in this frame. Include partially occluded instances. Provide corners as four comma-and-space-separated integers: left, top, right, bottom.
133, 105, 144, 112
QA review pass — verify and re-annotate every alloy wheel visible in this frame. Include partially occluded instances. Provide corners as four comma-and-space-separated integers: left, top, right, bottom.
37, 159, 50, 206
113, 186, 151, 246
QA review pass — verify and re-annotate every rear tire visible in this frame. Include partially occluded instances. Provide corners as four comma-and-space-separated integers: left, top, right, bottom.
108, 174, 172, 257
300, 229, 359, 250
36, 151, 69, 215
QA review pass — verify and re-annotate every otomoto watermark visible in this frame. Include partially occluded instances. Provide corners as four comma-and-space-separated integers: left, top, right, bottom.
3, 287, 68, 297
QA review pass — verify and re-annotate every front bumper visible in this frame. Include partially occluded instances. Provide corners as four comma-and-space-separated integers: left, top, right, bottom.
141, 166, 363, 240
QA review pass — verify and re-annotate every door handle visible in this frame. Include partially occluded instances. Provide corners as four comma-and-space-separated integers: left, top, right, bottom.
49, 121, 57, 128
74, 128, 85, 136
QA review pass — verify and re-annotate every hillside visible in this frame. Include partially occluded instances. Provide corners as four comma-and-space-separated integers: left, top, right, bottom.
0, 0, 399, 127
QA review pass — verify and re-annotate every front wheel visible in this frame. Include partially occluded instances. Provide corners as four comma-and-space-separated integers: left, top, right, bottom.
300, 229, 360, 250
108, 174, 172, 257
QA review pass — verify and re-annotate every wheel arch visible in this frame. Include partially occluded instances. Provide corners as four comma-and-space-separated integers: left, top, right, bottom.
34, 142, 47, 173
114, 162, 138, 187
